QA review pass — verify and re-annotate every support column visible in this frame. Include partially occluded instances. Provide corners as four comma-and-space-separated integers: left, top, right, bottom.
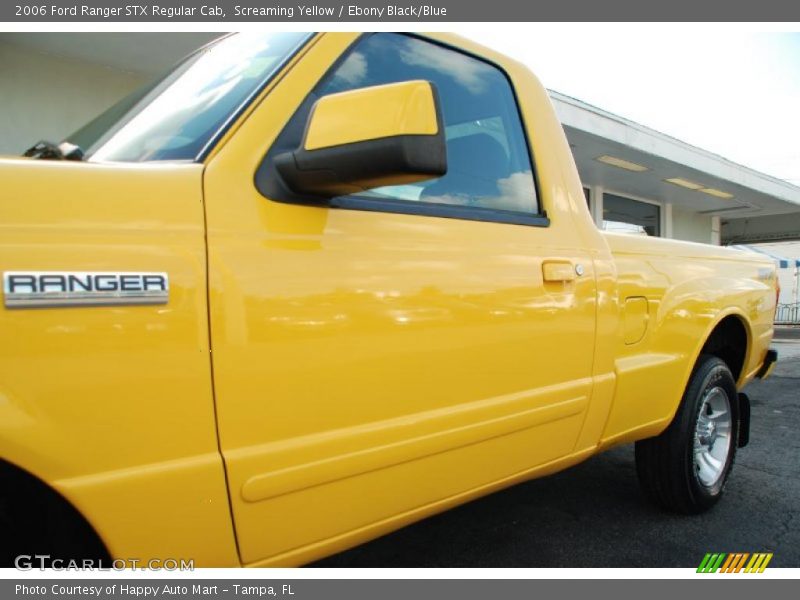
664, 203, 673, 239
711, 216, 721, 245
591, 185, 604, 229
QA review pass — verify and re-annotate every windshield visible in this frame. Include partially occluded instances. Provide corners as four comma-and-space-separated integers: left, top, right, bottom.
68, 32, 310, 163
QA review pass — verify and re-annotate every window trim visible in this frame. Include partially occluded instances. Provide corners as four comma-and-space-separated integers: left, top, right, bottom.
331, 196, 551, 227
256, 32, 548, 229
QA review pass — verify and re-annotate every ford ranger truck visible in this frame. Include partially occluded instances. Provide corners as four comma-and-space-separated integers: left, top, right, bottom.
0, 32, 778, 567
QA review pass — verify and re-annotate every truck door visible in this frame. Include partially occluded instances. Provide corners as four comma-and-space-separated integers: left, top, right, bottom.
203, 33, 598, 565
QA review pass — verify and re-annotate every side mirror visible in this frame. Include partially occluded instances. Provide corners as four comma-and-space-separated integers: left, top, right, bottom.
275, 80, 447, 199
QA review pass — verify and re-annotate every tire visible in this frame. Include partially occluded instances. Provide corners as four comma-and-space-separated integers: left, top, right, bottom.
0, 492, 20, 567
0, 462, 110, 568
635, 354, 740, 514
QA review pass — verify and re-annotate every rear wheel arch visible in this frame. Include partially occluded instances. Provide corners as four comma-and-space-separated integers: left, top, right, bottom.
698, 313, 749, 384
0, 458, 110, 567
651, 311, 750, 433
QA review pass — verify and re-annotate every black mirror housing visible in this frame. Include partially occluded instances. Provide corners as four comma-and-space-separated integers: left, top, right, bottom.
271, 80, 447, 200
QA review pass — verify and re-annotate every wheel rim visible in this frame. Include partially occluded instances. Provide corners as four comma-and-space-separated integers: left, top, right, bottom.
693, 386, 733, 488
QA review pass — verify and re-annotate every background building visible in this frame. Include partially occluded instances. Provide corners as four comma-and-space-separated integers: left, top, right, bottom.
2, 32, 799, 253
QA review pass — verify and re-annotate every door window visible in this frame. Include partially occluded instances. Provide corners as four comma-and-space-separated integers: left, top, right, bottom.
261, 34, 542, 221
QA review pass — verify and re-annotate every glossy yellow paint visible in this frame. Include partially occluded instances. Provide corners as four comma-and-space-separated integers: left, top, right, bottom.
203, 33, 775, 565
623, 297, 649, 345
0, 32, 777, 568
303, 80, 439, 151
0, 159, 239, 566
203, 33, 598, 565
598, 233, 776, 448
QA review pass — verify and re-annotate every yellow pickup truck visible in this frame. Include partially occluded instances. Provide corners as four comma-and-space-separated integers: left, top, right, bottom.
0, 32, 779, 568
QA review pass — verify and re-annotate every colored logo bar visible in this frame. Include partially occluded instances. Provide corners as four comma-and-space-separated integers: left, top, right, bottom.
697, 553, 773, 573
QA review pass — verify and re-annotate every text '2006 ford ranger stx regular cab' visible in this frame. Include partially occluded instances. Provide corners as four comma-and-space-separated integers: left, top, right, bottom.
0, 32, 779, 567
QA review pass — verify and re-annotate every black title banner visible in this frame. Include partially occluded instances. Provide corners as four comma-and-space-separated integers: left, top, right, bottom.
4, 0, 800, 21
